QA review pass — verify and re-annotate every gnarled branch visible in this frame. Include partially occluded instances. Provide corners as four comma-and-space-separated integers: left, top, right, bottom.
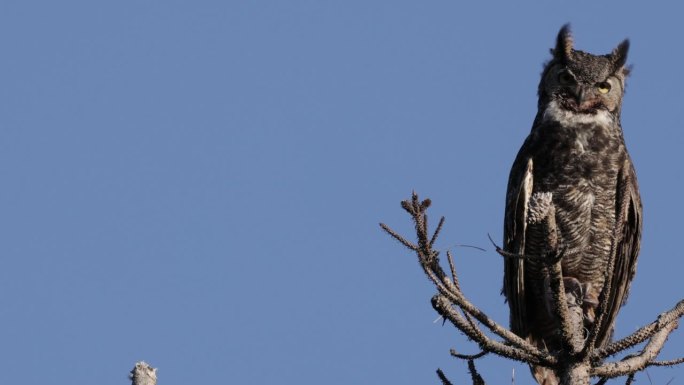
381, 193, 683, 385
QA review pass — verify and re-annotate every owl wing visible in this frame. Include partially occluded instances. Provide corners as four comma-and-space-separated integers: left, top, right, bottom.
503, 138, 535, 337
595, 155, 642, 348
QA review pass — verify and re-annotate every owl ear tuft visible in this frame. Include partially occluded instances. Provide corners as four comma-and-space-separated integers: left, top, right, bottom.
553, 24, 573, 62
611, 39, 630, 73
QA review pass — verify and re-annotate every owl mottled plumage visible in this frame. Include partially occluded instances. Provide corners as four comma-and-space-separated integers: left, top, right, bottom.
503, 25, 642, 385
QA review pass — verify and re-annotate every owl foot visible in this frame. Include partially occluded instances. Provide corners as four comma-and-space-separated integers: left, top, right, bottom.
581, 282, 600, 325
543, 276, 584, 318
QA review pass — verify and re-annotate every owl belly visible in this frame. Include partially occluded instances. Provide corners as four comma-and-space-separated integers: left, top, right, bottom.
553, 181, 616, 283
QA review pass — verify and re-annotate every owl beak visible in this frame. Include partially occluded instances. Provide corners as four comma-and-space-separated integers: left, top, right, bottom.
575, 87, 588, 106
574, 87, 598, 112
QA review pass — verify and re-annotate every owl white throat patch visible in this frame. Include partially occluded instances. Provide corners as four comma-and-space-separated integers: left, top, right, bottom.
542, 100, 614, 127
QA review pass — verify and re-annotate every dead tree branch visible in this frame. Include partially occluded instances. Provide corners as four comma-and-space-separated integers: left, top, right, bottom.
381, 192, 683, 385
130, 362, 157, 385
437, 368, 454, 385
595, 299, 684, 359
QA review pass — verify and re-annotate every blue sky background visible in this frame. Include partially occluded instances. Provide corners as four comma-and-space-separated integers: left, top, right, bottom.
0, 1, 682, 384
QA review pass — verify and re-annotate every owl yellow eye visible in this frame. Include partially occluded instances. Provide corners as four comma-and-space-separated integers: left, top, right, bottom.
597, 82, 611, 94
558, 72, 574, 85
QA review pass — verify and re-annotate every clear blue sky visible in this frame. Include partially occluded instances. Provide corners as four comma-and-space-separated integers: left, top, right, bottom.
1, 2, 681, 384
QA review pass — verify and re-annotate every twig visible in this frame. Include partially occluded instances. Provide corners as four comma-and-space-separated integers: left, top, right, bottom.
450, 350, 488, 360
468, 359, 486, 385
447, 250, 460, 292
625, 373, 635, 385
487, 234, 547, 261
436, 368, 454, 385
379, 223, 417, 251
546, 251, 584, 355
647, 357, 684, 367
430, 216, 445, 248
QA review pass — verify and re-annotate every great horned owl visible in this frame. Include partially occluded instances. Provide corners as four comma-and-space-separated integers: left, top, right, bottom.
503, 25, 642, 385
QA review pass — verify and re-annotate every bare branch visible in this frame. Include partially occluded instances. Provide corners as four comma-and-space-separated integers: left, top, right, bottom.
436, 368, 454, 385
487, 234, 547, 261
450, 350, 488, 360
647, 357, 684, 367
592, 319, 680, 378
388, 194, 558, 367
425, 261, 555, 365
468, 359, 486, 385
625, 373, 635, 385
379, 222, 418, 251
416, 244, 553, 363
446, 250, 460, 292
433, 294, 552, 365
596, 299, 684, 359
527, 200, 585, 356
546, 252, 584, 355
430, 216, 446, 248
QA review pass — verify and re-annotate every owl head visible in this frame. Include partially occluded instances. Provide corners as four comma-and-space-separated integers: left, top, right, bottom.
538, 25, 630, 119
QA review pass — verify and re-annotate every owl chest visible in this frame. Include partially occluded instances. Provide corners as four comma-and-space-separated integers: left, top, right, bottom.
532, 123, 623, 189
527, 125, 623, 275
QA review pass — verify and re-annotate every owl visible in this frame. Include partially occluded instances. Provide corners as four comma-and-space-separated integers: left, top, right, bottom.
502, 25, 642, 385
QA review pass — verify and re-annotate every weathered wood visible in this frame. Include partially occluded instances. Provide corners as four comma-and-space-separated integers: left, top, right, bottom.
130, 361, 157, 385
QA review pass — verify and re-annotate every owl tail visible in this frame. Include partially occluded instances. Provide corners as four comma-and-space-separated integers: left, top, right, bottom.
532, 365, 559, 385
